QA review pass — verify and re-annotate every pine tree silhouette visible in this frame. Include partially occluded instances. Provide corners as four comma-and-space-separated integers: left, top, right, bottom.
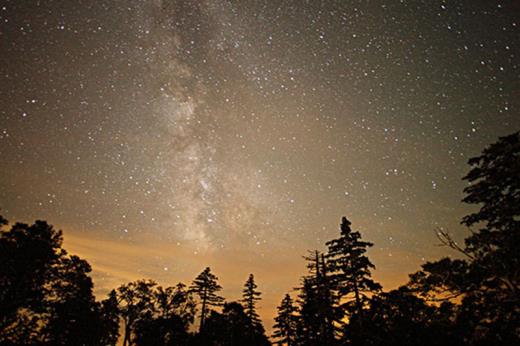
272, 294, 298, 346
189, 267, 225, 333
297, 250, 337, 345
326, 217, 381, 331
241, 274, 262, 325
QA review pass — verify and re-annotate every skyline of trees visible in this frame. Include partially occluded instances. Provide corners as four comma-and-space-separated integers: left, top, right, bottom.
1, 131, 518, 345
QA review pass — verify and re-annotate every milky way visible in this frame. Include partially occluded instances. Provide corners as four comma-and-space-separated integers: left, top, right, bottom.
1, 0, 519, 328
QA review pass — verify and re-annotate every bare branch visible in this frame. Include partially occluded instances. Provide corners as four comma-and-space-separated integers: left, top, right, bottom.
434, 228, 475, 260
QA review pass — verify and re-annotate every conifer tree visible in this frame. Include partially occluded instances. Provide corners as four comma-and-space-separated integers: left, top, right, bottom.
272, 294, 298, 346
297, 250, 337, 345
241, 274, 262, 325
296, 277, 320, 345
326, 217, 381, 324
190, 267, 225, 332
317, 253, 338, 342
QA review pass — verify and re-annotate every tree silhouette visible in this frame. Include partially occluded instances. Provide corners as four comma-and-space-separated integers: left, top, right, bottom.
409, 131, 520, 345
346, 287, 461, 346
296, 251, 339, 346
99, 290, 121, 346
155, 283, 196, 325
325, 217, 381, 332
199, 301, 270, 346
134, 315, 188, 346
116, 279, 157, 346
297, 250, 337, 345
461, 131, 519, 306
241, 274, 262, 325
296, 277, 321, 346
43, 255, 105, 345
133, 283, 196, 346
462, 131, 520, 232
190, 267, 225, 332
0, 217, 114, 345
272, 294, 298, 346
0, 219, 63, 343
1, 132, 519, 345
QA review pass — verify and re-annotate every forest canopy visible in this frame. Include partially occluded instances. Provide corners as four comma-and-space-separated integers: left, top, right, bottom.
1, 132, 519, 345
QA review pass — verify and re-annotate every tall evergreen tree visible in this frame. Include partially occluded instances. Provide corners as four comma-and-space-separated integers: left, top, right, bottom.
296, 277, 320, 345
297, 250, 337, 345
190, 267, 225, 332
241, 274, 262, 325
326, 217, 381, 326
272, 294, 298, 346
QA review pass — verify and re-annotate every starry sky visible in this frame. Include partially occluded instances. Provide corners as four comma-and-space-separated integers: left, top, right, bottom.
1, 0, 519, 331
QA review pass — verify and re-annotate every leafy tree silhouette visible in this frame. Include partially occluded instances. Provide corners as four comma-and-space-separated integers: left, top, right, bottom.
43, 255, 104, 345
189, 267, 225, 333
133, 283, 196, 346
198, 301, 270, 346
0, 219, 63, 343
346, 287, 461, 346
116, 279, 157, 346
155, 283, 196, 325
0, 218, 114, 345
99, 290, 121, 346
272, 294, 298, 346
409, 131, 520, 345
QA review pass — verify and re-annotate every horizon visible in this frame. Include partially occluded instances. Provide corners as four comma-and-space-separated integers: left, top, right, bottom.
1, 1, 519, 343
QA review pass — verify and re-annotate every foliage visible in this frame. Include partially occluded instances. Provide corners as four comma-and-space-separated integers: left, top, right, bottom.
296, 250, 337, 345
409, 131, 520, 345
272, 294, 298, 346
116, 279, 157, 346
133, 283, 196, 346
0, 218, 115, 345
1, 132, 519, 346
197, 301, 270, 346
346, 287, 461, 346
189, 267, 225, 332
325, 217, 382, 337
242, 274, 262, 325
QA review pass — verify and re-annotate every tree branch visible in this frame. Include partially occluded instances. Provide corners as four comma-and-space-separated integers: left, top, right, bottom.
434, 228, 475, 260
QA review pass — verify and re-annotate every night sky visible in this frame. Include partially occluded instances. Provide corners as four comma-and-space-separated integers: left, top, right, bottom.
1, 0, 519, 330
